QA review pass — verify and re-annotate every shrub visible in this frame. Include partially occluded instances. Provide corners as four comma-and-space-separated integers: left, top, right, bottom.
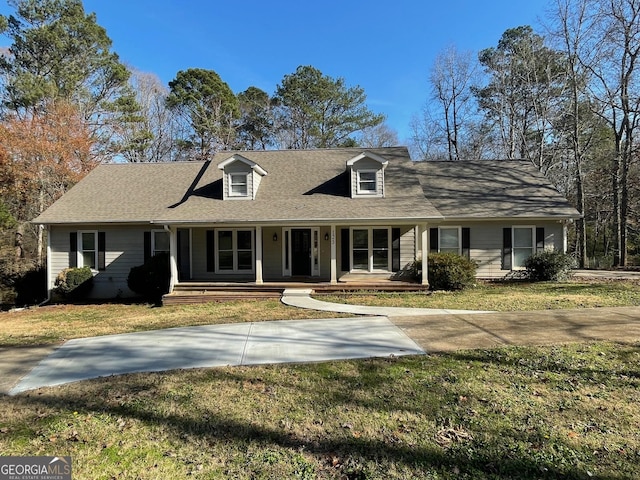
426, 252, 478, 290
524, 250, 576, 282
14, 266, 47, 306
127, 253, 170, 303
55, 266, 94, 299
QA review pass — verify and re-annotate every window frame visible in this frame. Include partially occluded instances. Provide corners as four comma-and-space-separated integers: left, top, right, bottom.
215, 228, 255, 274
512, 226, 535, 269
77, 230, 98, 270
356, 169, 378, 194
151, 229, 170, 257
350, 227, 391, 272
438, 226, 462, 254
229, 173, 249, 197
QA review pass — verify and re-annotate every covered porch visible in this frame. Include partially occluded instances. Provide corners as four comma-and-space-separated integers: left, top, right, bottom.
160, 223, 431, 304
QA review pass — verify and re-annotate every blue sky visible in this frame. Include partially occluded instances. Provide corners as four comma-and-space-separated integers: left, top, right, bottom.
1, 0, 549, 142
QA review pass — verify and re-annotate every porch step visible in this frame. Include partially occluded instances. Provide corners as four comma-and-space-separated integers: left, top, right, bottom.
163, 289, 282, 305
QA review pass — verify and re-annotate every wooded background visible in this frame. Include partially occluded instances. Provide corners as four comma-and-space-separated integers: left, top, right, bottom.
1, 0, 639, 304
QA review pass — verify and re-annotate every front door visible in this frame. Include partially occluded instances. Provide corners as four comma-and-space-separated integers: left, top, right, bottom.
291, 229, 311, 276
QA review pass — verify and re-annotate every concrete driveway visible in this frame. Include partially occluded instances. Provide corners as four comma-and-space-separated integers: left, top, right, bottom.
3, 295, 640, 395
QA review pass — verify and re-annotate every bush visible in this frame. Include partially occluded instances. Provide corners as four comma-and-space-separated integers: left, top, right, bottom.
127, 253, 170, 303
14, 266, 47, 306
426, 252, 478, 291
524, 250, 576, 282
55, 266, 94, 299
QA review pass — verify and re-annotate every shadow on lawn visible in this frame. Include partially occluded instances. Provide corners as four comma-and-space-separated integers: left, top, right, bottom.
7, 353, 635, 480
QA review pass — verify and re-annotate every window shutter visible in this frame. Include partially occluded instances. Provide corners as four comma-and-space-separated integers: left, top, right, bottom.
69, 232, 77, 268
502, 228, 512, 270
462, 228, 471, 259
98, 232, 106, 271
392, 228, 401, 272
206, 230, 215, 272
341, 228, 350, 271
536, 227, 545, 253
144, 231, 151, 263
429, 228, 439, 252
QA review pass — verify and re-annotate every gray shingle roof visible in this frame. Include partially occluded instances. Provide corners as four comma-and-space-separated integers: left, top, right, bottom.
33, 148, 581, 225
413, 160, 581, 219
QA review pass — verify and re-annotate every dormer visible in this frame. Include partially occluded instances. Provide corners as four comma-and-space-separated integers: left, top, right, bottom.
346, 151, 388, 198
217, 154, 267, 200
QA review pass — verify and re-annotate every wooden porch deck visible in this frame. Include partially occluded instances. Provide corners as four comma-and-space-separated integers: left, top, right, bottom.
162, 274, 429, 305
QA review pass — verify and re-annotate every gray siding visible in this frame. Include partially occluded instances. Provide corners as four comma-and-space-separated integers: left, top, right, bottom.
49, 225, 149, 299
431, 221, 565, 279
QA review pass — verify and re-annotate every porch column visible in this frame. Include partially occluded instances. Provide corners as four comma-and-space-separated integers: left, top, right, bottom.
255, 226, 264, 284
330, 224, 337, 284
45, 225, 53, 300
167, 226, 178, 293
421, 224, 429, 286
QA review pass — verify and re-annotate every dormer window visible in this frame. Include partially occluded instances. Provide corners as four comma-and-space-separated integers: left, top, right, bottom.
357, 170, 377, 194
229, 173, 248, 197
217, 154, 267, 200
347, 151, 388, 198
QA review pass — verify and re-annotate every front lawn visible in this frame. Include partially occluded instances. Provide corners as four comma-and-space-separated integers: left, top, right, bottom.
319, 280, 640, 311
1, 342, 638, 479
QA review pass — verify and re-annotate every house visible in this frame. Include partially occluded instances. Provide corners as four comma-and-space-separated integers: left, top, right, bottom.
33, 147, 581, 299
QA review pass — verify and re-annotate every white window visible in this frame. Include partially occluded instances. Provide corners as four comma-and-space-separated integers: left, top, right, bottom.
351, 227, 390, 272
78, 231, 97, 269
357, 170, 377, 194
216, 229, 254, 273
229, 173, 248, 197
439, 227, 461, 254
152, 230, 170, 256
513, 226, 534, 268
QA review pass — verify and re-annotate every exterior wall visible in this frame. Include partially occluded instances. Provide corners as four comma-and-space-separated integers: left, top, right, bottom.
48, 220, 568, 298
49, 224, 149, 299
432, 221, 566, 279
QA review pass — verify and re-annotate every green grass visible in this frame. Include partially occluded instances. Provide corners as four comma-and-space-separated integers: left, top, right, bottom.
1, 342, 639, 479
0, 300, 348, 347
318, 280, 640, 311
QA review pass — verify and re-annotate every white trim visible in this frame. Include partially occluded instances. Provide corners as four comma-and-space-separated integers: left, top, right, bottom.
228, 173, 249, 197
421, 224, 429, 286
151, 229, 170, 257
437, 226, 462, 254
281, 227, 320, 277
349, 227, 391, 273
215, 228, 255, 274
356, 169, 378, 195
168, 226, 178, 293
512, 225, 535, 269
217, 154, 268, 176
330, 225, 337, 284
346, 151, 389, 168
77, 230, 98, 270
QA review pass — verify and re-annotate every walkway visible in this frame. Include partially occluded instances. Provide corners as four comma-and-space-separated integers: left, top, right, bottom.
280, 288, 492, 316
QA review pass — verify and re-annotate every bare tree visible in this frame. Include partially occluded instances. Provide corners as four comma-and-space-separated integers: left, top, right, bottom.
429, 45, 479, 161
357, 123, 399, 148
578, 0, 640, 266
117, 70, 181, 162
